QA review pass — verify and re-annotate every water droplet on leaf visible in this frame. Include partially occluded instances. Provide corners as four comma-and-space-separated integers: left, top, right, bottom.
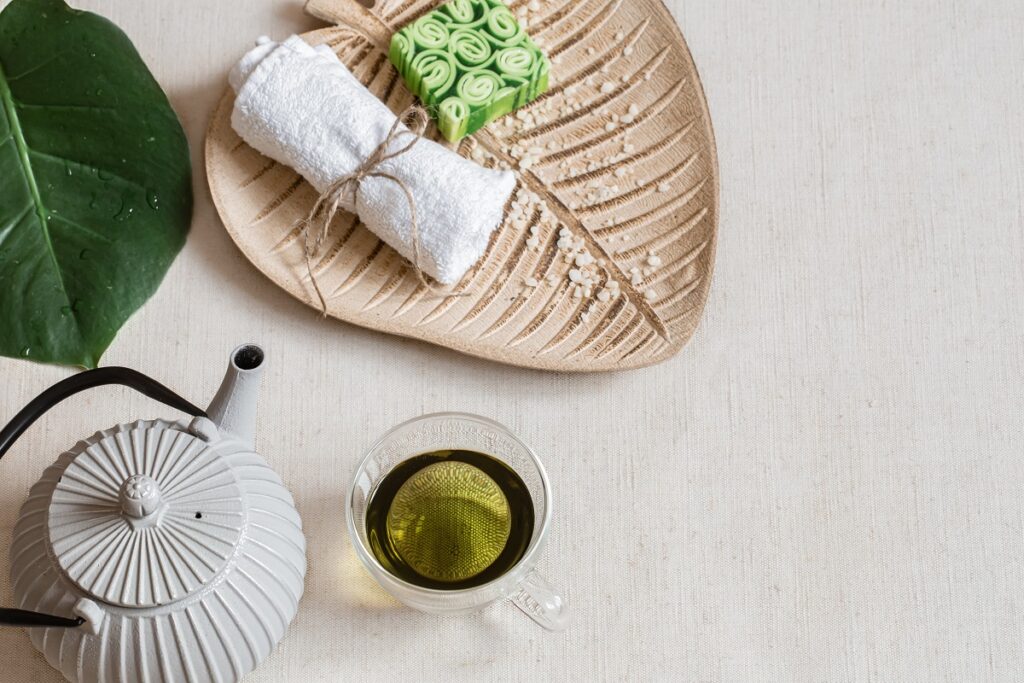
146, 191, 160, 210
114, 200, 134, 222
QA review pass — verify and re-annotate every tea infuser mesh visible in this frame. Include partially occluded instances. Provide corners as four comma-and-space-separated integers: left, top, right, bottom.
386, 461, 512, 582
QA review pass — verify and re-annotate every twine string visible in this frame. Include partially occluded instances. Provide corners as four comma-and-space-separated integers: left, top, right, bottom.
299, 106, 466, 315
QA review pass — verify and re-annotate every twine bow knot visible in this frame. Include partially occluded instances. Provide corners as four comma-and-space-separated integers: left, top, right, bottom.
299, 105, 463, 314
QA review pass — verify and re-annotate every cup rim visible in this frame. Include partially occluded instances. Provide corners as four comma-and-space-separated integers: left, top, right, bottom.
346, 411, 552, 596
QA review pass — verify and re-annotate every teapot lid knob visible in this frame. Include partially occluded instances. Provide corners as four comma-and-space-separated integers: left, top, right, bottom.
119, 475, 166, 526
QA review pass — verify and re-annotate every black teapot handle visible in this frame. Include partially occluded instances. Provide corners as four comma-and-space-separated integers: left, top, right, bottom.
0, 367, 208, 628
0, 609, 87, 628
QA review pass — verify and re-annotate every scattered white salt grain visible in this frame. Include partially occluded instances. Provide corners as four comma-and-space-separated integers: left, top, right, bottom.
525, 277, 539, 287
657, 182, 671, 193
647, 255, 662, 267
645, 289, 657, 302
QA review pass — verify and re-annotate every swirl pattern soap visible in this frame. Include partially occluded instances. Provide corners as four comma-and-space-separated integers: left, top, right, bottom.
390, 0, 550, 142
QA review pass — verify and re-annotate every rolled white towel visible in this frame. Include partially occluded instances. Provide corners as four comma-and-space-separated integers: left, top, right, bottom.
229, 35, 516, 285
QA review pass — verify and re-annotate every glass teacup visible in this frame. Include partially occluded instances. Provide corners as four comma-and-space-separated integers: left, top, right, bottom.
347, 412, 569, 630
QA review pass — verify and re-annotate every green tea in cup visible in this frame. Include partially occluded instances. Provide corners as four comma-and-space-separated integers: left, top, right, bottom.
364, 450, 534, 590
348, 413, 568, 630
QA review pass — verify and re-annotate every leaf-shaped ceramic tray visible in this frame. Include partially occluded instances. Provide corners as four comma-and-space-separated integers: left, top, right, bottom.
206, 0, 718, 372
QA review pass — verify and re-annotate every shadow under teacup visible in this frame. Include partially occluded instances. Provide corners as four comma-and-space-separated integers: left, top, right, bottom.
346, 412, 569, 631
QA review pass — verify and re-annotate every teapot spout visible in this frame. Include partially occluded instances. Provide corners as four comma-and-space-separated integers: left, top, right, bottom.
206, 344, 265, 448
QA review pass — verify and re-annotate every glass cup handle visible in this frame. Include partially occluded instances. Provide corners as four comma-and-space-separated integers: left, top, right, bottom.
509, 568, 569, 631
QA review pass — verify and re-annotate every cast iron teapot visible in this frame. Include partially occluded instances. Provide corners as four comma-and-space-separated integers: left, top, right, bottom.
0, 344, 306, 683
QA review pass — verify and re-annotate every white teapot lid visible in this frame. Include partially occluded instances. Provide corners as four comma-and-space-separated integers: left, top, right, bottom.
46, 421, 244, 608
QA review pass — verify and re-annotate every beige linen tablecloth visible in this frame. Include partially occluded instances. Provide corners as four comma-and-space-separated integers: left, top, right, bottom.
1, 1, 1022, 680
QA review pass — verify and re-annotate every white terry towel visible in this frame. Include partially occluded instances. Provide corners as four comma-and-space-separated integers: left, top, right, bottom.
229, 36, 516, 285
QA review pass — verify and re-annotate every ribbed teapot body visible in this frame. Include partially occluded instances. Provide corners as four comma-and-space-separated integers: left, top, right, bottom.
9, 420, 306, 683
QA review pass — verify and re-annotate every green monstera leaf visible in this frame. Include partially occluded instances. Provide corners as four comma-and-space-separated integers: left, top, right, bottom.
0, 0, 192, 367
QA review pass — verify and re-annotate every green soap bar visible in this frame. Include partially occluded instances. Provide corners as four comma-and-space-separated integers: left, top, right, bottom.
389, 0, 550, 142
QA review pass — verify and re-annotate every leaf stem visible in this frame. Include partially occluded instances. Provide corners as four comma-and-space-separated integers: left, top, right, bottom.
0, 58, 84, 347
